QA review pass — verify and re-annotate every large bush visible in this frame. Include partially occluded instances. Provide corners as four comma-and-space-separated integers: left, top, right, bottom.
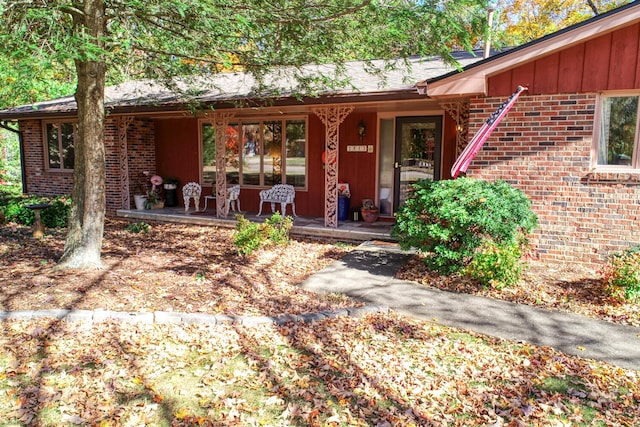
392, 178, 538, 283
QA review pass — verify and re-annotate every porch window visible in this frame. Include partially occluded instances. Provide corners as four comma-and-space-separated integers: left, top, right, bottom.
201, 123, 240, 185
596, 94, 640, 167
201, 117, 307, 188
44, 122, 75, 170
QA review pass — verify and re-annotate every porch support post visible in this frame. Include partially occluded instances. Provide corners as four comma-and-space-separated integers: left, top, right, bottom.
117, 116, 134, 209
440, 100, 470, 156
313, 106, 353, 228
213, 112, 234, 217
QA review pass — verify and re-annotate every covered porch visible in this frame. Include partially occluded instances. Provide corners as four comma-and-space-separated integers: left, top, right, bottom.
116, 207, 394, 243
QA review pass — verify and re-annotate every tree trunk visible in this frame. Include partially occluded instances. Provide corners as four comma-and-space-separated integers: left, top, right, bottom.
58, 0, 106, 269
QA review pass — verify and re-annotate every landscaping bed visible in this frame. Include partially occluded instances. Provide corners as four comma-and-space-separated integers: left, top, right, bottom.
0, 220, 358, 316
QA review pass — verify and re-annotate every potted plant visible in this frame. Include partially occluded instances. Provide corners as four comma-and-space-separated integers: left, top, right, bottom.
134, 171, 150, 210
144, 175, 164, 209
360, 198, 379, 223
163, 176, 180, 207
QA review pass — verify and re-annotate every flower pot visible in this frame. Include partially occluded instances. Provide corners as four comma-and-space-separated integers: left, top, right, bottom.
361, 208, 379, 223
134, 195, 147, 210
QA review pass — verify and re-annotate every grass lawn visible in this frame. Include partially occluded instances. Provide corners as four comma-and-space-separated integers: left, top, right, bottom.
0, 220, 638, 426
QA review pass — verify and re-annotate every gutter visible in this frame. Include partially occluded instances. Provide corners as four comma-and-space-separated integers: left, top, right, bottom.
0, 121, 26, 194
0, 87, 427, 121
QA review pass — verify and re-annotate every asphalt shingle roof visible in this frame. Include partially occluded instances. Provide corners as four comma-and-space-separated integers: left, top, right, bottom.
0, 51, 484, 119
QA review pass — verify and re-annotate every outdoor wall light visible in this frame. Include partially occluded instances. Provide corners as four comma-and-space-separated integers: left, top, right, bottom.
358, 120, 366, 143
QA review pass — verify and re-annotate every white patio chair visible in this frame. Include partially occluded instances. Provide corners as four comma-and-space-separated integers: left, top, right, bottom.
202, 184, 241, 216
182, 182, 202, 213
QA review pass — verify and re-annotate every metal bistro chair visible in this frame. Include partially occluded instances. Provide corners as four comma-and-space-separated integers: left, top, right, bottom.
182, 182, 202, 213
203, 184, 241, 216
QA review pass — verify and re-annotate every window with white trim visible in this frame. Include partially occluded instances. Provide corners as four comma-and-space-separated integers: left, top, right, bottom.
596, 94, 640, 167
201, 117, 307, 188
44, 121, 75, 170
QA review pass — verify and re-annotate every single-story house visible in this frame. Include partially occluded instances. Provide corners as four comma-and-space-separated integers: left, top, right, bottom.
1, 1, 640, 265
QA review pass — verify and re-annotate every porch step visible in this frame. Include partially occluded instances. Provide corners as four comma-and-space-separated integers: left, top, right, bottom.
116, 208, 395, 243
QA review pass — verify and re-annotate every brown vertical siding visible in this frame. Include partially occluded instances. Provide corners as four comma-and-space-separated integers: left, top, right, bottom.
488, 23, 640, 96
337, 112, 377, 208
609, 24, 640, 90
583, 34, 612, 92
441, 113, 458, 180
155, 118, 200, 189
149, 112, 377, 217
558, 45, 585, 93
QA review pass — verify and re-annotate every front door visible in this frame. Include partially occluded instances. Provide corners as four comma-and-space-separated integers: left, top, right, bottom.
394, 116, 442, 211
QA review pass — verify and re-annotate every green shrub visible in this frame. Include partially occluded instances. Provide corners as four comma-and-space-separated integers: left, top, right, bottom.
392, 178, 538, 280
601, 246, 640, 302
125, 222, 151, 234
40, 196, 71, 228
233, 212, 293, 256
0, 193, 71, 228
233, 216, 264, 256
463, 239, 525, 289
264, 212, 293, 245
1, 197, 33, 225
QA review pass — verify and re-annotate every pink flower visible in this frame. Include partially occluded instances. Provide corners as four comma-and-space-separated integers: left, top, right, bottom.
150, 175, 163, 190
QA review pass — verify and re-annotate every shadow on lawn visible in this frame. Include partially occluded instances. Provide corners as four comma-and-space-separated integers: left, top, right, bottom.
1, 223, 636, 425
232, 313, 636, 426
0, 225, 180, 424
0, 221, 353, 424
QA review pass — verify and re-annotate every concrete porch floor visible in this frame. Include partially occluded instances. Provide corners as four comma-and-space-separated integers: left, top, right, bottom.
116, 206, 395, 243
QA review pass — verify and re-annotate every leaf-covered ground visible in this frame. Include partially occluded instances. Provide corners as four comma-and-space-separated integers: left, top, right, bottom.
396, 255, 640, 328
0, 220, 358, 316
1, 314, 639, 426
0, 220, 639, 426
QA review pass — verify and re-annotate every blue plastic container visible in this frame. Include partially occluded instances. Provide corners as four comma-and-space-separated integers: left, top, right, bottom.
338, 196, 350, 221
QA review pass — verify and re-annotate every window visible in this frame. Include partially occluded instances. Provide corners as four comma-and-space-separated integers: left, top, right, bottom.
45, 122, 75, 170
596, 94, 640, 167
201, 117, 307, 188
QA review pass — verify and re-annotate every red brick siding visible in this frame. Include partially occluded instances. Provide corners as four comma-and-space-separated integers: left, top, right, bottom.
119, 118, 155, 211
19, 117, 156, 214
20, 120, 74, 195
466, 93, 640, 265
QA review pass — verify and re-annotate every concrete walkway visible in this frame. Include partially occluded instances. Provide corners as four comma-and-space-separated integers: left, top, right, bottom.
300, 242, 640, 371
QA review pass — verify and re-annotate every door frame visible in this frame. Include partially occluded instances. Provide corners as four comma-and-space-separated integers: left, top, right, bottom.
393, 115, 443, 212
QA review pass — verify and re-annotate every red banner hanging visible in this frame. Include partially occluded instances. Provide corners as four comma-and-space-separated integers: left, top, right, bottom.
451, 86, 527, 178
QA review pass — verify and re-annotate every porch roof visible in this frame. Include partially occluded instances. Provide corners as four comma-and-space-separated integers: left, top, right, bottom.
0, 52, 485, 120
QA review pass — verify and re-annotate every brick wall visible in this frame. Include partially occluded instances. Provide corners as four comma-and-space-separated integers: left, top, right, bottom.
467, 93, 640, 265
20, 120, 74, 195
20, 117, 156, 214
126, 119, 156, 210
